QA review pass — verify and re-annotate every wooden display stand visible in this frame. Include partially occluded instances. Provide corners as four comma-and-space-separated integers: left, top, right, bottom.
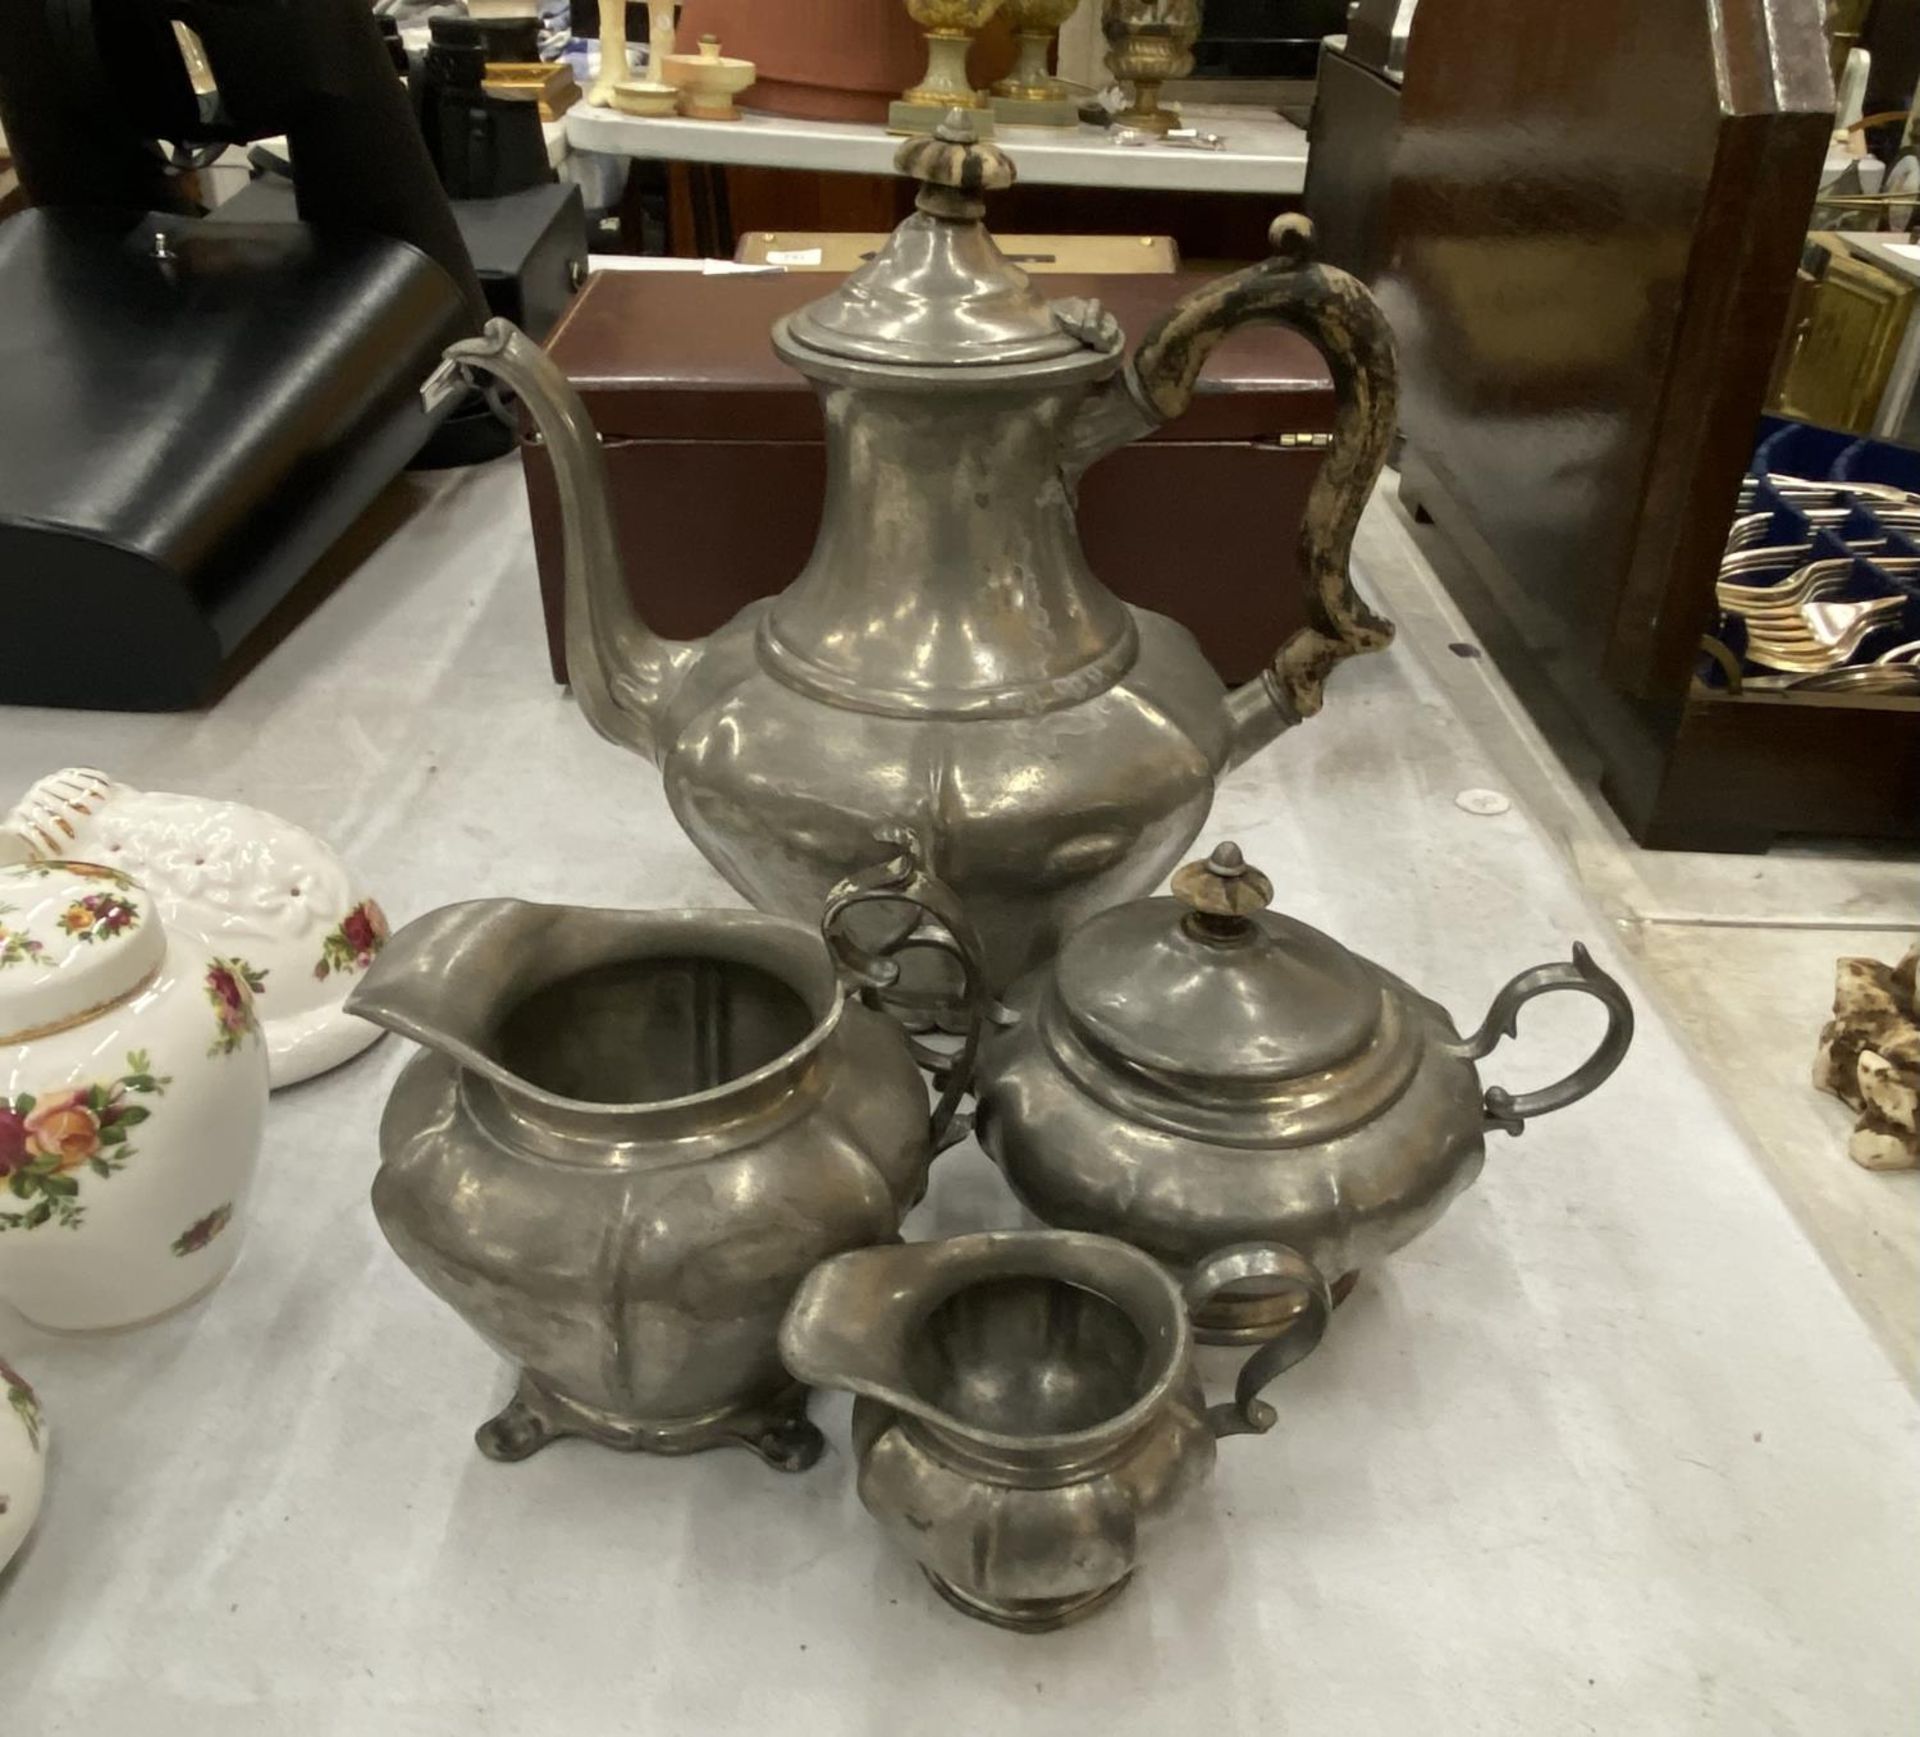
1314, 0, 1920, 848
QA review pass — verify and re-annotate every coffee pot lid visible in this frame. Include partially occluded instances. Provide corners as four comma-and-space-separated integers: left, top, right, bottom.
1051, 842, 1388, 1089
781, 111, 1094, 368
0, 861, 165, 1044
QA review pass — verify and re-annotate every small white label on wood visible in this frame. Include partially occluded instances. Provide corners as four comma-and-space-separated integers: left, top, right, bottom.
766, 248, 824, 266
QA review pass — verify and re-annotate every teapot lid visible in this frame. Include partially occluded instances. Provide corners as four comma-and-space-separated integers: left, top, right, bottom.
1052, 842, 1387, 1090
0, 861, 164, 1044
781, 111, 1097, 369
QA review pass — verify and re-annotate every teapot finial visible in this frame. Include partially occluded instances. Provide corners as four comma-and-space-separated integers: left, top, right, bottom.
1171, 842, 1274, 941
1207, 841, 1246, 876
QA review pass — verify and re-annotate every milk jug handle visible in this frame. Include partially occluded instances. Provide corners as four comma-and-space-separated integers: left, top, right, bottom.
1184, 1241, 1333, 1440
821, 840, 988, 1154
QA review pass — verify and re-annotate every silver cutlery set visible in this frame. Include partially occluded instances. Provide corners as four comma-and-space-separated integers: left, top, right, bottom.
1720, 472, 1920, 692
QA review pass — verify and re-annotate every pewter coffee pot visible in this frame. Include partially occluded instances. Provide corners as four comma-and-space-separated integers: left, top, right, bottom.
974, 843, 1635, 1340
444, 113, 1399, 994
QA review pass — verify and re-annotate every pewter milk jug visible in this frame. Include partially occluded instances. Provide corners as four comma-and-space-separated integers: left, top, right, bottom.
348, 849, 984, 1471
781, 1230, 1331, 1629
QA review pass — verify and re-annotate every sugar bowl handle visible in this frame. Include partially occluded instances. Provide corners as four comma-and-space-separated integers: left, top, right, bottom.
1183, 1242, 1333, 1440
821, 839, 988, 1153
1450, 944, 1635, 1136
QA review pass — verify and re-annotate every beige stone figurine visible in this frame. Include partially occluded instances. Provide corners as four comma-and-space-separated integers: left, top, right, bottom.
1814, 943, 1920, 1170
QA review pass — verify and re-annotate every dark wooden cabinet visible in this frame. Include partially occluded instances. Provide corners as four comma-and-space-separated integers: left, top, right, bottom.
1309, 0, 1920, 848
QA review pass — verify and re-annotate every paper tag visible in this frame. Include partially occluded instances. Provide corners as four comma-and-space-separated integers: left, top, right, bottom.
765, 248, 824, 266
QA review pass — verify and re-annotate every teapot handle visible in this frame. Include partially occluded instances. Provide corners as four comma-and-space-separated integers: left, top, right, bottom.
1068, 217, 1399, 770
821, 838, 988, 1154
1183, 1242, 1333, 1441
1445, 944, 1635, 1136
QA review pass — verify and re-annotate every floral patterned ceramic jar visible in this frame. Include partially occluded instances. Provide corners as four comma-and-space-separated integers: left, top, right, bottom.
0, 1354, 46, 1571
0, 861, 270, 1330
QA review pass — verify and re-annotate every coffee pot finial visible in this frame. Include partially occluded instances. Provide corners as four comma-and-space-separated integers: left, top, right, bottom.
895, 107, 1017, 219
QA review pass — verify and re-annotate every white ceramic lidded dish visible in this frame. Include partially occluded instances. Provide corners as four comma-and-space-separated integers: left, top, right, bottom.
0, 861, 269, 1330
4, 768, 392, 1089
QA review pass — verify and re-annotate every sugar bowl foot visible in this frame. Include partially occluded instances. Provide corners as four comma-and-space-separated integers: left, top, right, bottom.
923, 1568, 1133, 1633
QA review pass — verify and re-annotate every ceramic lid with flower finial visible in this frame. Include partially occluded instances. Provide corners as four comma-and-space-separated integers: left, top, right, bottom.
0, 861, 164, 1045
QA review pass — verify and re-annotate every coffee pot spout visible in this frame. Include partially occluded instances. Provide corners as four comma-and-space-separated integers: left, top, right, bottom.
436, 320, 697, 763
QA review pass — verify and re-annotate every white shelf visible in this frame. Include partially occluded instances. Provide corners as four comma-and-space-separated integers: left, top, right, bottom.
565, 101, 1310, 196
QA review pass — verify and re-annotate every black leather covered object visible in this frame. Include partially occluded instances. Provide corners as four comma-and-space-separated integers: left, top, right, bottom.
0, 208, 471, 709
0, 0, 486, 710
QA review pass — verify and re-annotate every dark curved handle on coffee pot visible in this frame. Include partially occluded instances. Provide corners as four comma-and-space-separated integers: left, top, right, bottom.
820, 836, 988, 1154
1132, 216, 1397, 757
1447, 944, 1635, 1137
1183, 1242, 1333, 1441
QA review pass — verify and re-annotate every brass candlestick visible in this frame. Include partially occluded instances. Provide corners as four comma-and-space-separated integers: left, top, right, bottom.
1102, 0, 1201, 137
890, 0, 1004, 137
991, 0, 1083, 128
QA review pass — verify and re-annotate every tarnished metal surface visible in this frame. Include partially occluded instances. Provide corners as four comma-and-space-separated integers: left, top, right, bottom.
975, 843, 1636, 1336
446, 122, 1400, 996
780, 1230, 1330, 1629
347, 849, 984, 1471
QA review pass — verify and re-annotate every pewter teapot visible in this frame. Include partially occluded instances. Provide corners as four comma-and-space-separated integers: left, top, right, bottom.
974, 843, 1635, 1341
445, 114, 1398, 994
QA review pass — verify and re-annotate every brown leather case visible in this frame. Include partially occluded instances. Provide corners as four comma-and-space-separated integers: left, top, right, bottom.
521, 269, 1337, 685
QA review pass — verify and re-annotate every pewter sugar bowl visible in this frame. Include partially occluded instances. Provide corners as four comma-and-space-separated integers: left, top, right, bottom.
443, 114, 1399, 997
974, 844, 1634, 1337
347, 850, 982, 1472
781, 1230, 1330, 1630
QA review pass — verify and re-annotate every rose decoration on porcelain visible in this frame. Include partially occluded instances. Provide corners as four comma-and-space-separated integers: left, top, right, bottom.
0, 907, 44, 971
56, 888, 139, 944
0, 1052, 169, 1232
0, 1352, 45, 1568
171, 1202, 233, 1257
204, 958, 267, 1057
2, 1357, 42, 1454
314, 899, 389, 982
